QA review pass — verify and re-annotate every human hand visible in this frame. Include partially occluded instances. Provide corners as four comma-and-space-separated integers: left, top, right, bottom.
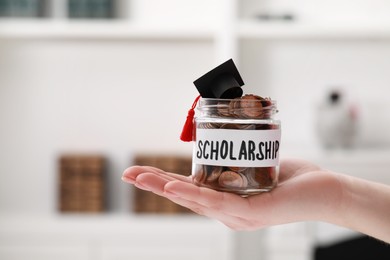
122, 159, 343, 230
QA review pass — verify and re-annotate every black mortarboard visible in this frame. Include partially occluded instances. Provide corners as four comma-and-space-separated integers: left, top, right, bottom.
193, 59, 244, 99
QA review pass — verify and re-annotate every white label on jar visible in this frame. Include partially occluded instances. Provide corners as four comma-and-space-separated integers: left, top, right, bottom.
193, 128, 281, 167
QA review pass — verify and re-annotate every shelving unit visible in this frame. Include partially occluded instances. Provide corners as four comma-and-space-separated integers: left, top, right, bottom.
1, 1, 390, 259
1, 0, 390, 219
0, 19, 215, 40
2, 1, 390, 57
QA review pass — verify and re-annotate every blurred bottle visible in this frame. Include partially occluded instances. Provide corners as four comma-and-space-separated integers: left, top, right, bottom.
316, 89, 359, 149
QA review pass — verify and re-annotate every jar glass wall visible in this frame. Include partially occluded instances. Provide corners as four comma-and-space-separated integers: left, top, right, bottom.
192, 96, 281, 196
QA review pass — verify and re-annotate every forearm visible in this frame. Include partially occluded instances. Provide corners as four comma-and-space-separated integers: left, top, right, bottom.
332, 173, 390, 243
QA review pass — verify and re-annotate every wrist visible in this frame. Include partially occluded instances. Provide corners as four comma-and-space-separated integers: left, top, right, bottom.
334, 173, 390, 242
310, 171, 345, 224
317, 172, 349, 225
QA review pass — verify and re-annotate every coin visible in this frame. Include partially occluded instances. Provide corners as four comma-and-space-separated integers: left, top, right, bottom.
218, 171, 248, 188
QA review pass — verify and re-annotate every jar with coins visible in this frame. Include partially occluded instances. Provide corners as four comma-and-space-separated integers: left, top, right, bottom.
192, 94, 281, 196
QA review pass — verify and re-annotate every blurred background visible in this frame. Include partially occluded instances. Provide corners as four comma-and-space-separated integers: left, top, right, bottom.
1, 0, 390, 259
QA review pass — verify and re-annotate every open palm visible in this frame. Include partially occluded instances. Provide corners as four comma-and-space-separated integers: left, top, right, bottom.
122, 159, 342, 230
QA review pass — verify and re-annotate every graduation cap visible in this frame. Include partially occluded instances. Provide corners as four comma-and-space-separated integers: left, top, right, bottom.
180, 59, 245, 142
193, 59, 244, 99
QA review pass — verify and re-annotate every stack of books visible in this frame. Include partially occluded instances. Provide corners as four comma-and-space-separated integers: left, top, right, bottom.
59, 155, 106, 213
0, 0, 45, 17
68, 0, 115, 18
132, 155, 193, 214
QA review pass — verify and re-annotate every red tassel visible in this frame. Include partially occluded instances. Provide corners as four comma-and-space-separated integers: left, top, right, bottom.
180, 95, 201, 142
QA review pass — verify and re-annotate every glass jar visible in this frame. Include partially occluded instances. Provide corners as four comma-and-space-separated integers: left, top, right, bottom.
192, 96, 281, 196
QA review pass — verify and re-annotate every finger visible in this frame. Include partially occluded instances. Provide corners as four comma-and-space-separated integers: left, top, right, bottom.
163, 180, 252, 218
134, 172, 170, 196
122, 166, 146, 183
122, 166, 191, 184
143, 166, 192, 183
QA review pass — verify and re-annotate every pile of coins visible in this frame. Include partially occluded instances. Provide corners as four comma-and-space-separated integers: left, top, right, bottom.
193, 165, 277, 194
192, 94, 279, 195
216, 94, 274, 119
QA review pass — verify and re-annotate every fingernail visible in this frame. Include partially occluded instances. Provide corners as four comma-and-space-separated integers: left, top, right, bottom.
121, 176, 135, 184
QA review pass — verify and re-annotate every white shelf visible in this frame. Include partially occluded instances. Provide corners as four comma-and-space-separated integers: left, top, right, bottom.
0, 214, 235, 260
238, 20, 390, 40
0, 214, 223, 234
4, 19, 390, 41
0, 19, 215, 40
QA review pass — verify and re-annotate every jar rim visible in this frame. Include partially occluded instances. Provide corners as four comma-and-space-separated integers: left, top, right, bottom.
199, 97, 276, 101
197, 97, 278, 119
198, 98, 277, 107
